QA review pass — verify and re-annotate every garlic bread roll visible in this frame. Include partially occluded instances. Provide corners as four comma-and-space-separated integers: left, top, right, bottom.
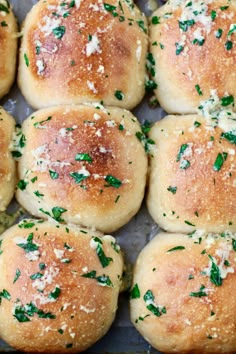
18, 0, 148, 109
0, 0, 18, 99
149, 0, 236, 114
0, 107, 16, 211
130, 232, 236, 353
0, 220, 123, 353
147, 114, 236, 233
16, 105, 148, 232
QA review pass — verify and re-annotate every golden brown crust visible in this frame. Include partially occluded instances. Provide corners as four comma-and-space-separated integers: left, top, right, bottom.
16, 105, 147, 232
0, 1, 18, 99
0, 220, 123, 353
150, 0, 236, 114
0, 107, 16, 211
18, 0, 148, 109
147, 115, 236, 233
130, 232, 236, 353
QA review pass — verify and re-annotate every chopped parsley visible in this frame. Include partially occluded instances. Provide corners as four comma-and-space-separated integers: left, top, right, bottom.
225, 40, 233, 50
16, 233, 39, 253
195, 84, 203, 96
24, 53, 29, 67
167, 246, 185, 252
70, 171, 89, 184
190, 285, 207, 297
143, 290, 166, 317
17, 179, 28, 191
49, 286, 61, 300
221, 131, 236, 145
213, 152, 227, 171
232, 239, 236, 251
105, 175, 122, 188
178, 19, 195, 32
180, 159, 190, 170
52, 26, 65, 39
167, 186, 177, 194
136, 20, 147, 33
33, 116, 52, 128
0, 3, 9, 13
114, 90, 124, 101
221, 95, 234, 107
39, 207, 67, 222
215, 28, 223, 38
194, 121, 201, 127
13, 269, 21, 284
210, 10, 217, 20
184, 220, 195, 227
81, 270, 113, 287
208, 255, 222, 286
152, 16, 160, 25
176, 144, 188, 161
175, 42, 184, 55
0, 289, 11, 303
92, 237, 113, 268
30, 272, 43, 280
192, 38, 205, 46
49, 169, 59, 179
75, 153, 93, 163
130, 283, 140, 299
14, 302, 56, 322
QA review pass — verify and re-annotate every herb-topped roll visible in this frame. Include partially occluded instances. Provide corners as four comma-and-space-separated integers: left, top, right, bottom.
149, 0, 236, 114
130, 232, 236, 353
0, 0, 18, 99
0, 107, 16, 211
18, 0, 148, 110
0, 219, 123, 353
147, 112, 236, 234
16, 105, 148, 233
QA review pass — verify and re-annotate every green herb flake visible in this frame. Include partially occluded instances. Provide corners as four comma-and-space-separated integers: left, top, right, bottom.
225, 40, 233, 50
39, 263, 46, 270
232, 239, 236, 251
220, 6, 229, 10
167, 246, 185, 252
103, 3, 118, 17
81, 270, 113, 287
114, 90, 124, 101
18, 221, 35, 229
0, 289, 11, 302
176, 144, 188, 161
152, 16, 160, 25
49, 286, 61, 300
17, 233, 39, 253
33, 116, 52, 128
192, 38, 205, 46
0, 3, 9, 13
75, 153, 93, 163
184, 220, 195, 227
24, 53, 29, 67
17, 179, 28, 191
49, 169, 59, 179
30, 272, 43, 280
178, 19, 195, 32
195, 84, 203, 96
211, 10, 217, 20
143, 290, 166, 317
194, 121, 201, 127
190, 285, 207, 297
34, 190, 44, 198
13, 302, 56, 322
180, 159, 190, 170
221, 131, 236, 145
105, 175, 122, 188
58, 328, 64, 334
213, 152, 227, 171
70, 172, 89, 184
167, 186, 177, 194
93, 237, 113, 268
130, 283, 140, 299
221, 95, 234, 107
1, 21, 7, 27
145, 79, 157, 92
188, 274, 194, 280
228, 24, 236, 36
52, 207, 67, 222
66, 344, 73, 349
215, 28, 223, 38
13, 269, 21, 284
52, 26, 66, 39
175, 42, 184, 55
208, 255, 222, 286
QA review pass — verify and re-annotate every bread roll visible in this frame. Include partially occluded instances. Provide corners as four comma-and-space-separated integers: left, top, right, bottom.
130, 232, 236, 353
18, 0, 148, 110
16, 105, 148, 232
149, 0, 236, 114
0, 0, 18, 99
0, 107, 16, 211
147, 114, 236, 234
0, 219, 123, 352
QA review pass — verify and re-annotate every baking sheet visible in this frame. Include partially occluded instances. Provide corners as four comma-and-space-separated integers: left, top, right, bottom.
1, 0, 165, 352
